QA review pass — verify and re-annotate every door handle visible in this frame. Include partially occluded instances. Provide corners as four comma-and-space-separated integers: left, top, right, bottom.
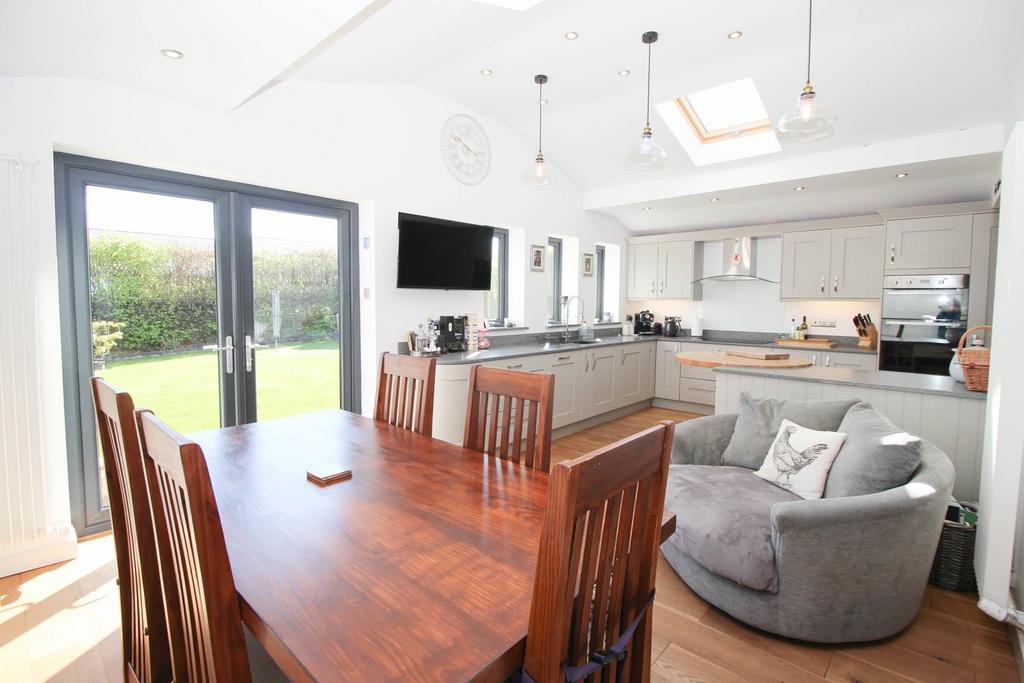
832, 275, 838, 293
825, 355, 832, 367
658, 281, 664, 294
584, 355, 590, 373
507, 363, 523, 370
811, 354, 817, 366
202, 336, 234, 374
244, 334, 266, 373
650, 281, 655, 295
889, 245, 896, 263
557, 355, 571, 361
820, 276, 825, 293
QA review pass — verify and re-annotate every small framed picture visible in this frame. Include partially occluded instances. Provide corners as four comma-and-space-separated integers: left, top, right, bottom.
530, 244, 545, 272
582, 253, 594, 277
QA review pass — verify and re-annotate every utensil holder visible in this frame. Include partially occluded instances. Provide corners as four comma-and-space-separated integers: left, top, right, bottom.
857, 324, 878, 350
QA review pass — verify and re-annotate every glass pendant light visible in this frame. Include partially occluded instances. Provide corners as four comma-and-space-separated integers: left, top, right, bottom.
624, 31, 668, 171
776, 0, 837, 143
522, 74, 556, 189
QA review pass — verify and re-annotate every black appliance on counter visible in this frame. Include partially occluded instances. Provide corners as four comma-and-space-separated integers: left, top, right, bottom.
634, 310, 655, 335
879, 274, 969, 376
664, 316, 682, 337
437, 315, 467, 353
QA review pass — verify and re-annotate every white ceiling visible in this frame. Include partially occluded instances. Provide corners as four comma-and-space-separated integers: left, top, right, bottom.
2, 0, 1017, 231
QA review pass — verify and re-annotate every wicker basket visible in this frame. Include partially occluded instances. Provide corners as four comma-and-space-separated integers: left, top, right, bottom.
956, 325, 992, 392
929, 520, 977, 592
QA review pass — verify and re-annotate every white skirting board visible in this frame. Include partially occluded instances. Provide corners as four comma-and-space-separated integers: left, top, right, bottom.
0, 525, 77, 578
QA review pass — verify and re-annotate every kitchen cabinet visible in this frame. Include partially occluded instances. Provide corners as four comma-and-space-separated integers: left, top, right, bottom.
639, 342, 656, 398
679, 378, 716, 405
548, 351, 582, 428
581, 347, 618, 419
615, 342, 655, 407
780, 230, 832, 299
626, 243, 659, 299
782, 226, 883, 300
830, 226, 883, 299
655, 341, 682, 400
824, 351, 877, 370
885, 215, 973, 271
627, 240, 699, 300
657, 241, 695, 299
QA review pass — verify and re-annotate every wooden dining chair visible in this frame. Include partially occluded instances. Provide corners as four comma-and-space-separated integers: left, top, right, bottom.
463, 365, 554, 471
135, 410, 252, 683
374, 352, 438, 436
522, 420, 674, 683
90, 378, 172, 683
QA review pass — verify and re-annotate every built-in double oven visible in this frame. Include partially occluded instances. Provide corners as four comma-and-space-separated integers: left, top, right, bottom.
879, 274, 969, 376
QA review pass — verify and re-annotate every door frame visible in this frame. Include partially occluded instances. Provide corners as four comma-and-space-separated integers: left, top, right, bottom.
54, 153, 360, 535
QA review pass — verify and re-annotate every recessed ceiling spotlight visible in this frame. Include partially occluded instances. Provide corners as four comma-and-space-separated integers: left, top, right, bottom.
727, 31, 743, 39
160, 48, 184, 60
564, 31, 579, 40
793, 185, 806, 191
480, 68, 494, 76
618, 68, 631, 77
641, 206, 653, 212
538, 98, 548, 105
895, 171, 909, 179
710, 197, 721, 203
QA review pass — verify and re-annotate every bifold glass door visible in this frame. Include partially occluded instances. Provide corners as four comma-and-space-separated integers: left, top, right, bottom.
57, 155, 359, 534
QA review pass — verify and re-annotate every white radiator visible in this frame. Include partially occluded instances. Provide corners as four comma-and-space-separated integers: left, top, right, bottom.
0, 153, 77, 577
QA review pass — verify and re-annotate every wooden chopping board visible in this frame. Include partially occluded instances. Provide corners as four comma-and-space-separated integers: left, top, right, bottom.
775, 337, 837, 349
675, 351, 813, 369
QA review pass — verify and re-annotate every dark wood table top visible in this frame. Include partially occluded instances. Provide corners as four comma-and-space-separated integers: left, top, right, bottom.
192, 409, 675, 682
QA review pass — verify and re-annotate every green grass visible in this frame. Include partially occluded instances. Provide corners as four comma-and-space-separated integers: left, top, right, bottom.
97, 340, 341, 434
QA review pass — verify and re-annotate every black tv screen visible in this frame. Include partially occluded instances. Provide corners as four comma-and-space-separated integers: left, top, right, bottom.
397, 213, 494, 290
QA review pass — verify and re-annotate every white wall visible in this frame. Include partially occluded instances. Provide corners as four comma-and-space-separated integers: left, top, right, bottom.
975, 121, 1024, 619
0, 76, 628, 553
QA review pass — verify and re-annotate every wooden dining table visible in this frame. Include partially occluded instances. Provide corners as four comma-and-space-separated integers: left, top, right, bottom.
191, 409, 677, 682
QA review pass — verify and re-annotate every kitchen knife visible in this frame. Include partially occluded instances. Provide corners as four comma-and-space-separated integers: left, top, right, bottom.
853, 316, 865, 336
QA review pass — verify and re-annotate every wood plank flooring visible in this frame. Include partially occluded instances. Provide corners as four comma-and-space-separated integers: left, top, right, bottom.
0, 406, 1017, 682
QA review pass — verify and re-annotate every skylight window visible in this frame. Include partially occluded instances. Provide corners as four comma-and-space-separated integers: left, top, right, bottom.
656, 77, 781, 166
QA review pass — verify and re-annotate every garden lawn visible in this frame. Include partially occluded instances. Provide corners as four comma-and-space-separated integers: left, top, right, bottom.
97, 340, 341, 434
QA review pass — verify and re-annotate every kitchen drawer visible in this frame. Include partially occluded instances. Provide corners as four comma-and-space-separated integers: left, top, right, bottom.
679, 363, 715, 381
825, 351, 877, 371
679, 378, 716, 406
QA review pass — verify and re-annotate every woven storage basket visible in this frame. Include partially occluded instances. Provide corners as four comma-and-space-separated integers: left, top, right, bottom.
929, 520, 977, 592
956, 325, 992, 392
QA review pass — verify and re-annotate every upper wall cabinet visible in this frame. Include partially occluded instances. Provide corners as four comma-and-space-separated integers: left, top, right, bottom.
780, 230, 831, 299
781, 225, 883, 300
830, 226, 883, 299
885, 215, 973, 272
626, 243, 659, 299
626, 240, 699, 300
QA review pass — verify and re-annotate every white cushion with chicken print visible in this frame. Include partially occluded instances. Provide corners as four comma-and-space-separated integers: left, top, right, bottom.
754, 419, 847, 500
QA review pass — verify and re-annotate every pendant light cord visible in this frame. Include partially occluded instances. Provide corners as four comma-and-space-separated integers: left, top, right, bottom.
805, 0, 813, 85
538, 81, 543, 154
645, 41, 653, 127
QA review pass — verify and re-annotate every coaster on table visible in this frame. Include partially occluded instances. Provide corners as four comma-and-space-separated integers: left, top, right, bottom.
306, 463, 353, 486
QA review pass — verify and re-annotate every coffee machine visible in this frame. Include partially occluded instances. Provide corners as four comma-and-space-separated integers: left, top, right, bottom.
437, 315, 467, 353
634, 310, 655, 335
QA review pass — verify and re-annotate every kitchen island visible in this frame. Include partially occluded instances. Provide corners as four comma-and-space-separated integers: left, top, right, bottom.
713, 365, 987, 499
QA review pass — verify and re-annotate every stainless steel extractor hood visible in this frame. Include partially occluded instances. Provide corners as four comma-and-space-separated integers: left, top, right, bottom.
694, 236, 778, 283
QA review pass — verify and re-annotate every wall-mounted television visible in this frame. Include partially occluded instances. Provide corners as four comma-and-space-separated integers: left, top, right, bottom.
396, 213, 494, 290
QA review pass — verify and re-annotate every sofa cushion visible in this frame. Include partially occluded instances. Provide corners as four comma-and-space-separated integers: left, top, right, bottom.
824, 402, 924, 498
722, 392, 859, 469
665, 464, 800, 593
754, 419, 847, 499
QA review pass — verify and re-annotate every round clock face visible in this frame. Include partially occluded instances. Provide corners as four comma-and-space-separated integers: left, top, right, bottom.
440, 115, 491, 185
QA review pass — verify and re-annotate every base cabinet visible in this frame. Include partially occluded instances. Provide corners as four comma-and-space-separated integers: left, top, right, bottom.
548, 351, 582, 428
655, 342, 682, 399
581, 348, 618, 419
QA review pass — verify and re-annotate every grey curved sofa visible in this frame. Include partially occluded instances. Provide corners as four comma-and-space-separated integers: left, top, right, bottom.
661, 410, 955, 644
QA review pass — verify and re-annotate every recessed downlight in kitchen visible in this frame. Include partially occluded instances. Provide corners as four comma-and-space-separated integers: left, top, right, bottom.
480, 68, 494, 76
161, 49, 184, 60
641, 206, 653, 212
618, 69, 631, 77
895, 172, 909, 178
728, 31, 743, 39
564, 31, 579, 40
793, 185, 806, 191
710, 197, 721, 203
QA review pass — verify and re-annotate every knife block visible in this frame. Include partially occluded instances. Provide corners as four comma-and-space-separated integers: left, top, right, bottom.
858, 324, 878, 350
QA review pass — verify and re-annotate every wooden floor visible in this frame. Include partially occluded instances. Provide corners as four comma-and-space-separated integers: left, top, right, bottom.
0, 406, 1017, 682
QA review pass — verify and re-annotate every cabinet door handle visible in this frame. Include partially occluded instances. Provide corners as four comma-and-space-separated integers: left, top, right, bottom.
832, 275, 838, 294
820, 275, 825, 293
889, 245, 896, 263
650, 281, 655, 295
557, 355, 571, 361
508, 363, 523, 369
584, 355, 590, 373
658, 281, 664, 294
825, 355, 831, 367
811, 354, 817, 366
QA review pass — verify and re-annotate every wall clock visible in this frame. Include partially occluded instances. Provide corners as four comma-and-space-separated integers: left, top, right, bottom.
440, 114, 491, 185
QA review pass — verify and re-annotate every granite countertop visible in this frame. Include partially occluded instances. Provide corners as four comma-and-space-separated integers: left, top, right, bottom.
435, 335, 658, 365
712, 365, 986, 400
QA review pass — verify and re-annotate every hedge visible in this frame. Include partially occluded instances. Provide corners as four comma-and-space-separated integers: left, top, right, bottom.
89, 234, 339, 356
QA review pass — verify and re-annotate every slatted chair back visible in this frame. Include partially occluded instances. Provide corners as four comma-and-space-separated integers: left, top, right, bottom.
135, 410, 251, 683
374, 352, 438, 436
462, 365, 554, 471
91, 378, 172, 683
523, 421, 674, 683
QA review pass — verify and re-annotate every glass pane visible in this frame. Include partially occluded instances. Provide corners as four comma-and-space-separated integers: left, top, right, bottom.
250, 208, 341, 421
486, 235, 501, 321
87, 186, 221, 507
